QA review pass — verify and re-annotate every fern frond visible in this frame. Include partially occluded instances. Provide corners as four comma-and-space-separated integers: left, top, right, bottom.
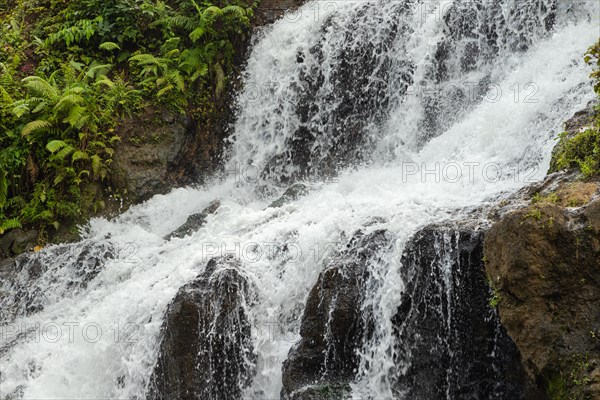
0, 172, 7, 209
189, 26, 206, 42
71, 150, 89, 162
22, 76, 59, 100
64, 104, 86, 128
86, 63, 112, 79
54, 94, 84, 113
0, 219, 22, 235
46, 139, 68, 153
31, 101, 49, 114
12, 101, 30, 118
99, 41, 121, 51
0, 85, 13, 105
129, 54, 161, 66
164, 15, 196, 31
171, 72, 185, 91
22, 120, 52, 136
156, 83, 174, 97
95, 77, 115, 88
55, 145, 75, 160
221, 5, 247, 18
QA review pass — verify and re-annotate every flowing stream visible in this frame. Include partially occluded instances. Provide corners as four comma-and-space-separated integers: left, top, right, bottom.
1, 0, 599, 399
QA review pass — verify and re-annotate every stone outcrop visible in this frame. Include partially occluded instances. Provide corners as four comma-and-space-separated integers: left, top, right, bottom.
0, 240, 114, 322
282, 224, 539, 400
110, 107, 194, 205
484, 188, 600, 399
268, 183, 309, 208
393, 225, 538, 400
164, 200, 221, 240
0, 228, 38, 259
281, 230, 391, 399
147, 256, 256, 400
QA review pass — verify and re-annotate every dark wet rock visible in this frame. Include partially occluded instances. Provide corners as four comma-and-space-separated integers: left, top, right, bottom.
391, 224, 539, 400
164, 200, 221, 240
485, 196, 600, 399
0, 229, 38, 259
268, 184, 309, 208
147, 256, 256, 400
260, 4, 413, 184
281, 230, 391, 399
253, 0, 308, 26
0, 241, 114, 322
111, 107, 192, 204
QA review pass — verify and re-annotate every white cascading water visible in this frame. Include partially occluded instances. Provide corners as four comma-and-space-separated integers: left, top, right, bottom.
0, 0, 598, 399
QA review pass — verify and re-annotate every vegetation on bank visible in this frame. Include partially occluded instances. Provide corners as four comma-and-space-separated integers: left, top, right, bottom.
551, 40, 600, 178
0, 0, 254, 239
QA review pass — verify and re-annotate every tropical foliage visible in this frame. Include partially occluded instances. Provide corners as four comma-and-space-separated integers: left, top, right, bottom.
0, 0, 254, 239
552, 40, 600, 178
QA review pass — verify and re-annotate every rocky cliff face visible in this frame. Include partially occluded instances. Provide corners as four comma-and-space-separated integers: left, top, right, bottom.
484, 184, 600, 399
391, 226, 536, 400
482, 102, 600, 399
280, 225, 536, 400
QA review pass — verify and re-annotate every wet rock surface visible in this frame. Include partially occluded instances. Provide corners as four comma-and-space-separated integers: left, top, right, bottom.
252, 0, 307, 26
0, 241, 114, 323
147, 256, 256, 400
164, 200, 221, 240
392, 225, 538, 400
0, 229, 38, 259
281, 230, 391, 399
268, 183, 309, 208
282, 224, 539, 400
111, 107, 194, 204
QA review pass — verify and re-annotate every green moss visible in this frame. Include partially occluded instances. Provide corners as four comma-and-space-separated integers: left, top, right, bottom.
524, 207, 543, 221
305, 383, 351, 399
550, 40, 600, 178
532, 192, 560, 205
545, 354, 594, 400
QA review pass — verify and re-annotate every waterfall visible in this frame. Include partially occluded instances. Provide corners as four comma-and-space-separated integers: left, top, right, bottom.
0, 0, 598, 399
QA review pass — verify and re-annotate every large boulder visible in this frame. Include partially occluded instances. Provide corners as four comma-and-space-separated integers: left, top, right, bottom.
392, 225, 537, 400
281, 230, 391, 399
110, 107, 194, 204
485, 192, 600, 399
0, 229, 38, 259
147, 256, 257, 400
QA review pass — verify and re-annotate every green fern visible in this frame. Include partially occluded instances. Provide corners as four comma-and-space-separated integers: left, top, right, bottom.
54, 145, 75, 161
22, 120, 52, 136
22, 76, 59, 100
46, 139, 69, 153
0, 218, 22, 234
71, 150, 89, 162
0, 172, 8, 209
99, 41, 120, 51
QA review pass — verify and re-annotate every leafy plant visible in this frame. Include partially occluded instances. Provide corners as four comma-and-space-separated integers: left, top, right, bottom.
0, 0, 255, 240
551, 40, 600, 178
